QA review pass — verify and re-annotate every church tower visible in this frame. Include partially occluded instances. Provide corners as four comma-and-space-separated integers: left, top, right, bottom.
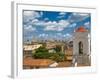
73, 26, 91, 66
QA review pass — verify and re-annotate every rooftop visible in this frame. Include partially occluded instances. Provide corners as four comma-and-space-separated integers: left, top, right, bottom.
23, 57, 55, 67
76, 26, 87, 32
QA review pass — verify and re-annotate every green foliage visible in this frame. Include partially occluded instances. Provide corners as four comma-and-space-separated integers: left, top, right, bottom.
54, 45, 62, 52
32, 46, 49, 59
35, 46, 48, 53
33, 52, 50, 59
32, 46, 66, 62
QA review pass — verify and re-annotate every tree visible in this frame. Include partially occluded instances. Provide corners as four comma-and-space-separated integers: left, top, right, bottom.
32, 46, 66, 62
49, 52, 65, 62
35, 46, 48, 53
32, 46, 50, 59
33, 52, 50, 59
54, 45, 62, 52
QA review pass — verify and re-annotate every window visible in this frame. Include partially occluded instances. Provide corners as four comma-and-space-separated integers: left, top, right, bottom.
79, 41, 83, 55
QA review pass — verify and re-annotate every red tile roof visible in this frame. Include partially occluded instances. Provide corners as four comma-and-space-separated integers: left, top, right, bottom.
76, 26, 87, 32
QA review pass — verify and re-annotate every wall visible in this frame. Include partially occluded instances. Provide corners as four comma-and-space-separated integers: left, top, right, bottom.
0, 0, 99, 80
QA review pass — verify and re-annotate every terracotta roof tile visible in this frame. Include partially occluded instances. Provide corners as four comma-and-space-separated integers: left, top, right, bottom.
76, 26, 87, 32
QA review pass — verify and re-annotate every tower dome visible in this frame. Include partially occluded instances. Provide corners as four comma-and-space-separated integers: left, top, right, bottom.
76, 26, 87, 32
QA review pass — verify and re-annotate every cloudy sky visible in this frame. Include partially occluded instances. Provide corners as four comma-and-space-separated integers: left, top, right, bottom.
23, 10, 91, 42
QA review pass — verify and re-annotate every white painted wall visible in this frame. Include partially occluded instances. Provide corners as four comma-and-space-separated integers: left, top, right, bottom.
0, 0, 99, 80
73, 32, 90, 55
73, 31, 90, 65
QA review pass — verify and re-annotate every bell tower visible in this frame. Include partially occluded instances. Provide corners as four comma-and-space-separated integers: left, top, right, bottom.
73, 26, 90, 66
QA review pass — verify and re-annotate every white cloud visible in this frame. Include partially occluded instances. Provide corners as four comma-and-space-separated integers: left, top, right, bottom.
84, 21, 90, 26
57, 27, 64, 31
40, 11, 43, 16
63, 33, 72, 37
24, 25, 36, 32
23, 11, 42, 23
78, 13, 89, 16
24, 11, 41, 18
84, 21, 90, 28
44, 25, 57, 31
44, 20, 70, 31
32, 21, 45, 26
32, 18, 69, 31
44, 18, 49, 21
23, 25, 36, 41
31, 20, 70, 31
24, 11, 33, 16
68, 13, 90, 22
57, 12, 66, 18
39, 33, 48, 37
32, 19, 39, 23
59, 12, 66, 15
45, 21, 57, 26
23, 11, 71, 32
73, 13, 89, 16
58, 20, 69, 27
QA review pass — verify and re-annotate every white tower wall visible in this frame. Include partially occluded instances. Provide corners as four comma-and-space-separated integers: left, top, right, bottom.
73, 31, 90, 66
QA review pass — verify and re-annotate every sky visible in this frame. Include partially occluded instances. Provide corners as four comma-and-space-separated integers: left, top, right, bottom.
23, 10, 91, 42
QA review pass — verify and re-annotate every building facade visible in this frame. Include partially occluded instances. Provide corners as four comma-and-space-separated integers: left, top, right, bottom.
23, 44, 42, 58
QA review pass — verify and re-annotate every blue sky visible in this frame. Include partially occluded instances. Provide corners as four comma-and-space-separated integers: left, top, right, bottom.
23, 10, 91, 42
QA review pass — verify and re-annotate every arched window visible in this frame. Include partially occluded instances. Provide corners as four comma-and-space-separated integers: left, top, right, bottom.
79, 41, 83, 54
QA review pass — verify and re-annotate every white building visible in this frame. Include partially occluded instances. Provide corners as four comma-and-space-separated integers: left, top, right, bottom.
23, 44, 42, 57
24, 44, 42, 51
73, 26, 91, 66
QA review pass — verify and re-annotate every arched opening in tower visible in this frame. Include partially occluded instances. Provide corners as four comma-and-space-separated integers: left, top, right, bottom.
79, 41, 83, 55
